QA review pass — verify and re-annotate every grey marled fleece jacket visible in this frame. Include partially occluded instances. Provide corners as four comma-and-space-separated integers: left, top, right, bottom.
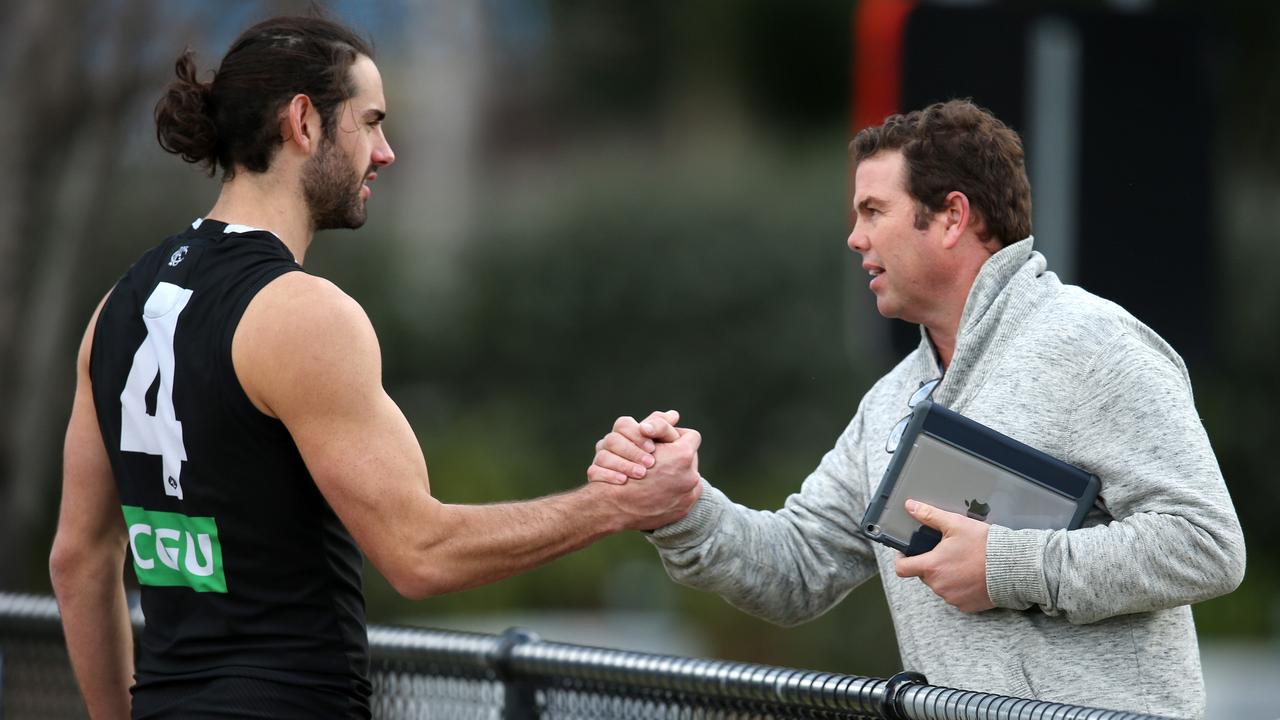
648, 238, 1245, 719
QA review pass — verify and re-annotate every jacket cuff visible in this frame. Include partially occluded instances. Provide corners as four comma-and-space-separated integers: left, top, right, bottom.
985, 525, 1050, 609
648, 479, 722, 546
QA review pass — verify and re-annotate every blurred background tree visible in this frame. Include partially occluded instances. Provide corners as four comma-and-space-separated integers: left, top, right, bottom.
0, 0, 180, 587
1, 0, 1276, 688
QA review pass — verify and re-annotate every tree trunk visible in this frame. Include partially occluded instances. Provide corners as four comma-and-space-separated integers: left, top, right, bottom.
0, 0, 170, 589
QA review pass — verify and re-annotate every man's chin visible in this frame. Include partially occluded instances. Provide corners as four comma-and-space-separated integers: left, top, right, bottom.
875, 297, 900, 321
316, 217, 367, 232
314, 204, 368, 232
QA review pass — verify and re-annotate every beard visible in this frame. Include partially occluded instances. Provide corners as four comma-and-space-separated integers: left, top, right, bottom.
303, 135, 369, 231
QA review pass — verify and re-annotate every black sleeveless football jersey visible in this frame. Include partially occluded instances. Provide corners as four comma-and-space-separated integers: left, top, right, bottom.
89, 219, 371, 719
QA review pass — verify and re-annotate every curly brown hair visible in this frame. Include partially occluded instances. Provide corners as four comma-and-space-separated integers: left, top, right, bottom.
852, 99, 1032, 247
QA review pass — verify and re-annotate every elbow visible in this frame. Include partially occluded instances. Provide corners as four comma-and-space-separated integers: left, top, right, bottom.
1202, 516, 1247, 598
769, 612, 815, 629
1184, 526, 1247, 603
376, 503, 466, 600
48, 544, 73, 595
49, 534, 125, 599
383, 561, 458, 601
49, 537, 90, 597
1212, 533, 1247, 597
386, 572, 436, 601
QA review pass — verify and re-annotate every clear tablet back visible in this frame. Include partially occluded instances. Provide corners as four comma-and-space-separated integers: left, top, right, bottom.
870, 434, 1080, 546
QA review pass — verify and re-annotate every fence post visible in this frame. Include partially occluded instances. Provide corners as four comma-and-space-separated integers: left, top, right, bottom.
493, 627, 540, 720
878, 670, 927, 720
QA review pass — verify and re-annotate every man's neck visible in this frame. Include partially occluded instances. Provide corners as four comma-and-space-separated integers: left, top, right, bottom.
917, 276, 968, 370
925, 323, 958, 370
204, 170, 314, 264
924, 239, 1002, 370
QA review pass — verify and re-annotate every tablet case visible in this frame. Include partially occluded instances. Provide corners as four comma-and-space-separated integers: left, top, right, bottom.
860, 400, 1101, 556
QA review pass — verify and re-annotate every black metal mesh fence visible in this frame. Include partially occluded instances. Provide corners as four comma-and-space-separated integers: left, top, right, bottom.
0, 592, 1173, 720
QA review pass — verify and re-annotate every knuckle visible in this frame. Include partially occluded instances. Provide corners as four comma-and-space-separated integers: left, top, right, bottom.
602, 433, 626, 454
613, 415, 637, 431
605, 433, 637, 458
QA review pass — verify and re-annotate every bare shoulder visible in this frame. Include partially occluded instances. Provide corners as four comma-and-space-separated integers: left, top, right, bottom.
244, 271, 373, 342
76, 290, 115, 375
234, 272, 382, 418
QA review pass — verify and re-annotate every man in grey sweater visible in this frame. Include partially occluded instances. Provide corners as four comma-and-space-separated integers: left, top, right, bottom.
589, 100, 1245, 719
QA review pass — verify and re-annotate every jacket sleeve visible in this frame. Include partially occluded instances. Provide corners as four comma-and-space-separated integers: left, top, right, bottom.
646, 406, 882, 627
985, 332, 1246, 624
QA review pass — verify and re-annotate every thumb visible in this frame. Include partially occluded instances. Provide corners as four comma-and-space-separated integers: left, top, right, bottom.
675, 427, 702, 451
905, 499, 957, 533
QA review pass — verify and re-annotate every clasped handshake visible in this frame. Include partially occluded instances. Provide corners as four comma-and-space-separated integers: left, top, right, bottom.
585, 411, 995, 612
585, 410, 703, 531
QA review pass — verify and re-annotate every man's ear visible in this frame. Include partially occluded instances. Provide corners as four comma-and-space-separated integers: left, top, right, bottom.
939, 190, 972, 250
281, 94, 320, 155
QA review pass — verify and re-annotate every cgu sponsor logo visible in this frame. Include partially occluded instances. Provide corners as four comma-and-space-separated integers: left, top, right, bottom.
121, 505, 227, 593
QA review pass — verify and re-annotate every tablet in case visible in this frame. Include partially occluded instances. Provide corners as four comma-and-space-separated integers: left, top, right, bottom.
860, 400, 1101, 556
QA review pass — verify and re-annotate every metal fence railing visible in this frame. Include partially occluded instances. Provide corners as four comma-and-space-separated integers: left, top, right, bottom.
0, 591, 1175, 720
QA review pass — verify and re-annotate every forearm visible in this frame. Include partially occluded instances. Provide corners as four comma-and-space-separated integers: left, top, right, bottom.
995, 335, 1248, 624
650, 417, 881, 627
987, 504, 1245, 624
51, 552, 133, 720
401, 483, 623, 597
55, 346, 133, 719
651, 480, 879, 627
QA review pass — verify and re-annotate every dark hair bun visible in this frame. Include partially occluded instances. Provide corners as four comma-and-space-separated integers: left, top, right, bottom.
154, 49, 218, 173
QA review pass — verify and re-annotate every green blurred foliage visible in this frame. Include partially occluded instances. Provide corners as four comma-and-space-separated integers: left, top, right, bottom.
8, 0, 1278, 683
317, 134, 904, 672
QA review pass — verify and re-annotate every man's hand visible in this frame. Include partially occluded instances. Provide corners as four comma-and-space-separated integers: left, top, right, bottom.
893, 499, 995, 612
587, 410, 682, 485
590, 427, 703, 531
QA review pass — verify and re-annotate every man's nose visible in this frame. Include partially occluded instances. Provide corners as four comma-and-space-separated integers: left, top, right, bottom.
847, 226, 868, 253
373, 136, 395, 167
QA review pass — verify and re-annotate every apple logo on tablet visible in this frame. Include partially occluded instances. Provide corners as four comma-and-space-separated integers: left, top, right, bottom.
964, 499, 990, 521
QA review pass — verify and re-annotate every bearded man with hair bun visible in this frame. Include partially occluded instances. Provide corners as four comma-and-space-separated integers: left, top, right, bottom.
50, 15, 701, 719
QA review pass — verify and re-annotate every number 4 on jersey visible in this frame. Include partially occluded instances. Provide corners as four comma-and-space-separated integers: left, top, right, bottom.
120, 282, 193, 500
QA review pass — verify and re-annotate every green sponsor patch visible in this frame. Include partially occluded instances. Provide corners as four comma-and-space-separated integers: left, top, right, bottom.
121, 505, 227, 593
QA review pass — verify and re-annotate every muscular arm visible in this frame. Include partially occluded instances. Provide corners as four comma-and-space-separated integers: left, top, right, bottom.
234, 274, 699, 599
49, 296, 133, 720
986, 333, 1246, 624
